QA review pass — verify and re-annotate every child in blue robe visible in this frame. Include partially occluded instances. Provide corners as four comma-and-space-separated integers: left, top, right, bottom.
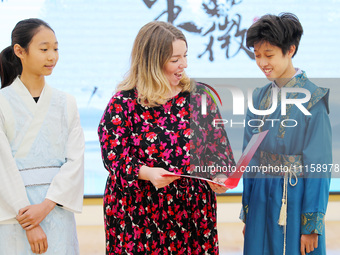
241, 13, 332, 255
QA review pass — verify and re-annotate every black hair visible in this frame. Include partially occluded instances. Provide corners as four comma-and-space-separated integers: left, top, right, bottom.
0, 18, 54, 88
246, 12, 303, 57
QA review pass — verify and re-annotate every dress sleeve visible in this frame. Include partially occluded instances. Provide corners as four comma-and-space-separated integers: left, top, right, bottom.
301, 98, 331, 235
204, 90, 235, 177
190, 85, 235, 179
98, 92, 144, 194
46, 94, 85, 213
0, 97, 30, 221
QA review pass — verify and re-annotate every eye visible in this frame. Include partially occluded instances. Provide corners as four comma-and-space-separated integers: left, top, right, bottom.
266, 55, 273, 58
40, 49, 48, 52
54, 48, 59, 52
171, 59, 179, 63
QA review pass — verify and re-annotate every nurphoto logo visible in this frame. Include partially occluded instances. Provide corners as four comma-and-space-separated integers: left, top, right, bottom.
199, 83, 311, 128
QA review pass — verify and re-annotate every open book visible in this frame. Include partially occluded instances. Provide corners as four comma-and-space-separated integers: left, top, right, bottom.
162, 130, 269, 189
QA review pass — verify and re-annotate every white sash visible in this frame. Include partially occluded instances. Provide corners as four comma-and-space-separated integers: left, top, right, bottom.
19, 166, 61, 187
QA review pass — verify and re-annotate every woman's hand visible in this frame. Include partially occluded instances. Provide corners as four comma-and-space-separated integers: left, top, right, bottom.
208, 174, 229, 194
301, 233, 318, 255
16, 199, 56, 230
139, 166, 180, 188
26, 225, 48, 254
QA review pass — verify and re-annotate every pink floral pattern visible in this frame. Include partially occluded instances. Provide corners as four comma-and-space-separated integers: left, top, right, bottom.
98, 85, 234, 254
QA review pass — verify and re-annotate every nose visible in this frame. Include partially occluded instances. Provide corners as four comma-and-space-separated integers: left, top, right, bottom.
179, 57, 188, 69
48, 50, 58, 62
257, 57, 268, 68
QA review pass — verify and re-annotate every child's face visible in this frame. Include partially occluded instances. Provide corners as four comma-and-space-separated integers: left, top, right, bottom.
254, 41, 295, 85
20, 26, 59, 77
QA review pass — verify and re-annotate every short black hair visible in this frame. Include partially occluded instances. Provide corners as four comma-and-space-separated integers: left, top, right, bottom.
246, 12, 303, 57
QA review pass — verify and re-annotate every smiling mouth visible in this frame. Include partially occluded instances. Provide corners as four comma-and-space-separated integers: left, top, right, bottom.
263, 69, 272, 75
175, 72, 183, 78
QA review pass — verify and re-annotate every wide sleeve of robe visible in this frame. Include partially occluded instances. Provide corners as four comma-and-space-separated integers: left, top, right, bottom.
240, 87, 264, 223
45, 94, 85, 213
301, 95, 332, 235
0, 94, 30, 222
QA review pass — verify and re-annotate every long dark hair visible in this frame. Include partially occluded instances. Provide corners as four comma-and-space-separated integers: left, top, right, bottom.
0, 18, 54, 88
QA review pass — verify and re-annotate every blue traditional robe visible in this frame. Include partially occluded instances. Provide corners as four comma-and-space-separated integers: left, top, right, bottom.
0, 77, 85, 254
241, 71, 332, 255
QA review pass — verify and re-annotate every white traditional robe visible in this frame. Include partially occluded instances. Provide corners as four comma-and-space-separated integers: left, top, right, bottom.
0, 77, 84, 254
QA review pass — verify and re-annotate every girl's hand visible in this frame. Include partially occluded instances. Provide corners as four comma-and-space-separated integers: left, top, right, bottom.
139, 166, 180, 188
26, 225, 48, 254
17, 199, 56, 230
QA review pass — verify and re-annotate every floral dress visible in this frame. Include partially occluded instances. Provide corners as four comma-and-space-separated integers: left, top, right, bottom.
98, 85, 235, 255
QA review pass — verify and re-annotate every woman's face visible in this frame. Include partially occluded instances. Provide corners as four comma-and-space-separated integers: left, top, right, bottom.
19, 26, 59, 77
163, 39, 188, 88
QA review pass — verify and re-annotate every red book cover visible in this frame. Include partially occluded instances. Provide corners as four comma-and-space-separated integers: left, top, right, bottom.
223, 130, 268, 189
162, 130, 269, 189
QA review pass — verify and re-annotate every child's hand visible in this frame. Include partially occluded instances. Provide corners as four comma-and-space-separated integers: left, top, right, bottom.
26, 225, 48, 254
16, 199, 56, 230
300, 233, 318, 255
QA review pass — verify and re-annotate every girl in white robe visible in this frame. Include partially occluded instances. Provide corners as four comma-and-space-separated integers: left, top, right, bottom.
0, 18, 84, 254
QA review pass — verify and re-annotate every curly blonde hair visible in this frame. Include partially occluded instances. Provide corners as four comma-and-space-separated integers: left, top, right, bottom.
117, 21, 193, 107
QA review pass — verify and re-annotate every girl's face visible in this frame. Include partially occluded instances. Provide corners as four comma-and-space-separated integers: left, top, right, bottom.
163, 39, 188, 88
20, 26, 59, 77
254, 41, 296, 86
